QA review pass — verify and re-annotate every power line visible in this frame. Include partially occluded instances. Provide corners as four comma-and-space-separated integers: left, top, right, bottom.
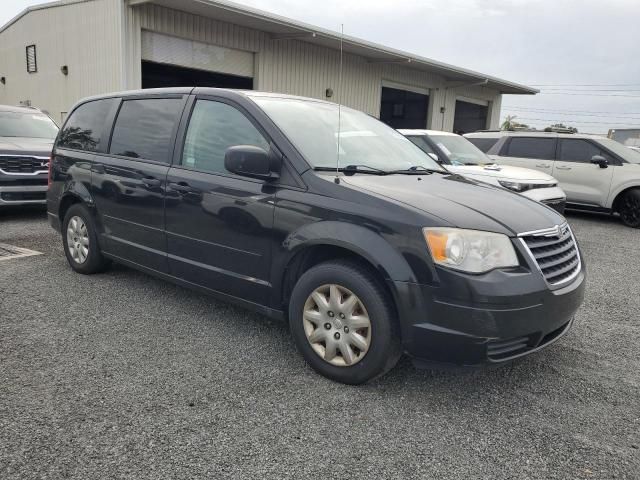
502, 105, 640, 115
530, 83, 640, 87
501, 108, 640, 121
541, 88, 640, 92
536, 92, 640, 98
506, 116, 640, 127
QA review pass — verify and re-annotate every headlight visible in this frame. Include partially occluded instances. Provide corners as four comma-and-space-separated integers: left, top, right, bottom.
498, 180, 531, 192
423, 228, 519, 273
498, 181, 558, 192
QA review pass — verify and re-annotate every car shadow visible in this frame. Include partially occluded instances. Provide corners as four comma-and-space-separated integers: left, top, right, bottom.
0, 205, 47, 221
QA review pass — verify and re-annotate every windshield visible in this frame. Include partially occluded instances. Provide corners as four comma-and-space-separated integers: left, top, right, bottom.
0, 111, 59, 139
428, 134, 492, 166
596, 137, 640, 164
251, 97, 445, 172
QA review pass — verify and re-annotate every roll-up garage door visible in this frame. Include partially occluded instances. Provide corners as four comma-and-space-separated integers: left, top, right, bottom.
141, 31, 254, 78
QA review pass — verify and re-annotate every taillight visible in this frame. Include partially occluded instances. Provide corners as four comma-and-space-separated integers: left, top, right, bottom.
47, 154, 53, 188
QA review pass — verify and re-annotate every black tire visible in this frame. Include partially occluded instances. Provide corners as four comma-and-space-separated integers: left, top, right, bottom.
62, 203, 111, 274
619, 189, 640, 228
288, 260, 401, 384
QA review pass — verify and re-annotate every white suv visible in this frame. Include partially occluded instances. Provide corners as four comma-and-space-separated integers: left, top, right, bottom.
400, 130, 567, 213
466, 131, 640, 228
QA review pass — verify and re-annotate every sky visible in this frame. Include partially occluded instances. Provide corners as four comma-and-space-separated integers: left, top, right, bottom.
2, 0, 639, 133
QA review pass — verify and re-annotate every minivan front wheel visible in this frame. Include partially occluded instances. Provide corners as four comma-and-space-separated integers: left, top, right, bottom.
289, 260, 401, 384
619, 189, 640, 228
62, 204, 110, 274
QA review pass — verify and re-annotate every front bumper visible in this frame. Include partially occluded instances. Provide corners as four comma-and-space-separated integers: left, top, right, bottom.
0, 173, 48, 206
390, 253, 586, 367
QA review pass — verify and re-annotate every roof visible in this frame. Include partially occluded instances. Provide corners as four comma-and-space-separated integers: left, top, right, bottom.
465, 131, 603, 140
1, 0, 537, 95
0, 104, 46, 114
398, 129, 458, 137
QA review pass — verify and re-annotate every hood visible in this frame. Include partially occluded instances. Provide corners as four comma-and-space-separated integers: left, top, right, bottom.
339, 173, 564, 236
0, 137, 54, 156
447, 163, 556, 182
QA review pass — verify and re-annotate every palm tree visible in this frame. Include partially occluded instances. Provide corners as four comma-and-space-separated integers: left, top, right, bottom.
502, 115, 518, 131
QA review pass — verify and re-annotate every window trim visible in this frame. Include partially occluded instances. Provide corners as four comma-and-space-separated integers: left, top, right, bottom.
105, 95, 188, 164
171, 95, 275, 181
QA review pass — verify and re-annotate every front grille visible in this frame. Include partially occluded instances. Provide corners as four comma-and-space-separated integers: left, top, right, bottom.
0, 156, 48, 174
542, 198, 566, 214
487, 320, 571, 362
521, 224, 580, 286
487, 335, 531, 360
0, 191, 46, 201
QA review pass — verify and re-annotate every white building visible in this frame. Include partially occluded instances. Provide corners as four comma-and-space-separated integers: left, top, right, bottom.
0, 0, 537, 131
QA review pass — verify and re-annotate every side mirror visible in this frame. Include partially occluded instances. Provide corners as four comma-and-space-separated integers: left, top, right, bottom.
224, 145, 280, 180
590, 155, 608, 168
427, 152, 441, 163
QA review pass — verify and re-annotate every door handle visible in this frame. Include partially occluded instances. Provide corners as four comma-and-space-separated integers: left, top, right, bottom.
141, 177, 161, 187
556, 166, 572, 171
168, 182, 195, 193
535, 164, 550, 168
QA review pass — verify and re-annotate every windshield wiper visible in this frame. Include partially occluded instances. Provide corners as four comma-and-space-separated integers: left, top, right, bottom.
387, 165, 449, 175
313, 165, 389, 175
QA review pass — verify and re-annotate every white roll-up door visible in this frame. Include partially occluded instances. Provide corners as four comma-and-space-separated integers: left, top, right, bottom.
141, 31, 254, 78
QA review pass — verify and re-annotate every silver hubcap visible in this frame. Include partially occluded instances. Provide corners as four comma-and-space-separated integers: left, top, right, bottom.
66, 216, 89, 264
303, 284, 372, 367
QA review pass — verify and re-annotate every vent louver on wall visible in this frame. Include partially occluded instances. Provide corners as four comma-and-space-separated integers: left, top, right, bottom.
26, 45, 37, 73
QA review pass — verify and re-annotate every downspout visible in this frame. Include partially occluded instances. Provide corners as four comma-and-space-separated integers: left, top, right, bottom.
441, 78, 489, 131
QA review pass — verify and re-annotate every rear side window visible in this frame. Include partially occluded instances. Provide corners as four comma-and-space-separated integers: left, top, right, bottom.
504, 137, 556, 160
558, 139, 614, 163
109, 98, 184, 163
58, 99, 116, 152
467, 137, 499, 153
182, 100, 270, 174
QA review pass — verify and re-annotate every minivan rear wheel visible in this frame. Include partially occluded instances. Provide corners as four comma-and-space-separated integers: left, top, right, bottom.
619, 189, 640, 228
62, 204, 111, 274
288, 260, 401, 384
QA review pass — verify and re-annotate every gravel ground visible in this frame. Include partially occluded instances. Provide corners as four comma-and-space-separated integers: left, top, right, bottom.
1, 207, 638, 479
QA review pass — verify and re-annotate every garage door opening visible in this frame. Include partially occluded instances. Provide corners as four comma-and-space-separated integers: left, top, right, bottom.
141, 61, 253, 90
379, 87, 429, 129
453, 100, 488, 134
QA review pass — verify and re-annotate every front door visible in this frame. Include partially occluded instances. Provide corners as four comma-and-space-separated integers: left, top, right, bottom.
165, 98, 275, 305
553, 138, 616, 207
92, 95, 187, 272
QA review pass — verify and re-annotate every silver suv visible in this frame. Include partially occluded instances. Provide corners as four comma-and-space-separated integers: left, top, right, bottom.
465, 131, 640, 228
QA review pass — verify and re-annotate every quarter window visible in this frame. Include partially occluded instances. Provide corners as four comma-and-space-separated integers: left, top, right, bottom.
467, 137, 499, 153
505, 137, 556, 160
58, 99, 117, 152
109, 98, 183, 163
182, 100, 270, 174
558, 139, 613, 163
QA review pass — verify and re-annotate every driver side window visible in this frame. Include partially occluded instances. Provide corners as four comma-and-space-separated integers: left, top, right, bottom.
558, 139, 614, 164
182, 100, 270, 175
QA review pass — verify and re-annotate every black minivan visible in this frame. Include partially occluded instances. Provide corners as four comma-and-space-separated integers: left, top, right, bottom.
47, 88, 585, 384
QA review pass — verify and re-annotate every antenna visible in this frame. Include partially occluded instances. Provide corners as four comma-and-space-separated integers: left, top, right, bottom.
335, 23, 344, 184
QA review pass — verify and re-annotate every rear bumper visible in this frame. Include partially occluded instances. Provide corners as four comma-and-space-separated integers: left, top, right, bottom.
390, 261, 586, 367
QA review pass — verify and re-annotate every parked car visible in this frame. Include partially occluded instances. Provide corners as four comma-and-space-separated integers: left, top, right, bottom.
48, 88, 585, 384
0, 105, 58, 207
465, 131, 640, 228
400, 129, 567, 213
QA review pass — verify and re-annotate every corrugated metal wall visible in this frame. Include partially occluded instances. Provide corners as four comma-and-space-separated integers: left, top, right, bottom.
0, 0, 503, 130
129, 3, 502, 130
0, 0, 122, 124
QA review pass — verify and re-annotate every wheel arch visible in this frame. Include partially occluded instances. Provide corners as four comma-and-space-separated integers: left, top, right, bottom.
611, 185, 640, 212
275, 221, 417, 316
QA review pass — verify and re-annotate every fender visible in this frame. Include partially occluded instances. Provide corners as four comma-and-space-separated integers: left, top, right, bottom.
273, 220, 419, 299
606, 178, 640, 209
